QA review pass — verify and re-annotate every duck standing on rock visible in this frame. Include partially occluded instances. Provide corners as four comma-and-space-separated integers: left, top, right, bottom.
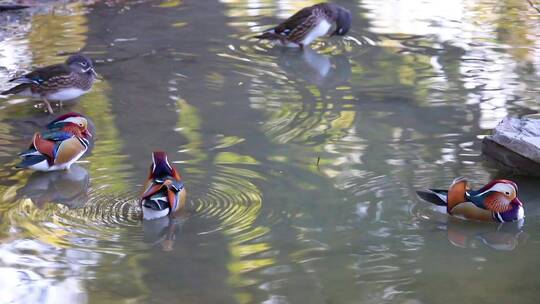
17, 112, 92, 172
256, 2, 351, 49
140, 152, 187, 220
1, 54, 97, 114
417, 177, 524, 223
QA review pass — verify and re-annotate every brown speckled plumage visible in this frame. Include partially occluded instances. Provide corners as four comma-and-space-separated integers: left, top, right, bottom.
30, 71, 94, 95
1, 54, 96, 113
256, 3, 351, 47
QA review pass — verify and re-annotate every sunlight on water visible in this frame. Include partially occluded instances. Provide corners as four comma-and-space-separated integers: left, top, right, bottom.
0, 0, 539, 303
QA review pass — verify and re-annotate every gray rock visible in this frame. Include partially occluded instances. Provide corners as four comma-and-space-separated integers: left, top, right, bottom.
482, 116, 540, 176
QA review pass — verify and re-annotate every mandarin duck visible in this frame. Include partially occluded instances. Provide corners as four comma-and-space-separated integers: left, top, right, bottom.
1, 54, 96, 114
417, 177, 524, 223
140, 152, 186, 220
256, 2, 351, 49
17, 112, 92, 171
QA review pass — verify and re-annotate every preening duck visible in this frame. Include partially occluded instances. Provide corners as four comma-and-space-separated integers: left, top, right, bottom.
256, 3, 351, 48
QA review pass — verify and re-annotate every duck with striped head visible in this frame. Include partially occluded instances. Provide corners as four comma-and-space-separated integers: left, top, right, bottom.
17, 112, 92, 171
417, 177, 524, 223
140, 152, 187, 220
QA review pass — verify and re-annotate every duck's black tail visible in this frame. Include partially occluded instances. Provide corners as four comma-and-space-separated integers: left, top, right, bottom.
1, 83, 30, 95
255, 32, 280, 40
416, 189, 448, 206
16, 154, 47, 169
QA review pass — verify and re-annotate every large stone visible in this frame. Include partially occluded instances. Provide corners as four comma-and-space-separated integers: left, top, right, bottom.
482, 116, 540, 176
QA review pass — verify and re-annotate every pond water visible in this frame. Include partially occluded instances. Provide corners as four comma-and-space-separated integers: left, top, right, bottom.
0, 0, 539, 303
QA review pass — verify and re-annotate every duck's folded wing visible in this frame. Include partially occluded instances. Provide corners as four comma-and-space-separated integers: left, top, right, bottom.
286, 14, 319, 43
9, 64, 71, 85
274, 6, 316, 35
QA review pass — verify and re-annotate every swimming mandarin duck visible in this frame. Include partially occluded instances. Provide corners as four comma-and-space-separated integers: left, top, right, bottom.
17, 112, 92, 171
140, 152, 186, 220
256, 3, 351, 49
1, 54, 97, 114
417, 177, 524, 223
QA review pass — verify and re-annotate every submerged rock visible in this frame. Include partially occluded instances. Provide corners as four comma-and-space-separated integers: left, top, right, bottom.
482, 116, 540, 176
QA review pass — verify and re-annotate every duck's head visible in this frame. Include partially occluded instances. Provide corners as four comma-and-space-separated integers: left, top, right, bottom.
331, 5, 351, 36
48, 112, 92, 139
141, 152, 185, 220
66, 53, 96, 76
468, 179, 522, 212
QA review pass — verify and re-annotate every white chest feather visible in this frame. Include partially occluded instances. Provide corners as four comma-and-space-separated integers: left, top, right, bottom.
517, 206, 524, 220
301, 19, 332, 46
142, 207, 170, 220
46, 88, 88, 101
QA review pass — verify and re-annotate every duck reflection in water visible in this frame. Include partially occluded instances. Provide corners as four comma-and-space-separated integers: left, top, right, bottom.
16, 164, 89, 209
143, 215, 186, 252
140, 215, 235, 303
276, 47, 351, 86
443, 217, 527, 251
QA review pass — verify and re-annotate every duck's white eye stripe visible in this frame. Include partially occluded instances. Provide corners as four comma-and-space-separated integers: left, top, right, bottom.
479, 183, 515, 196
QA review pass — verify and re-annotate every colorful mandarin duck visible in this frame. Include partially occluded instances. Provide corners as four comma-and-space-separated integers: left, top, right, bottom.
256, 2, 351, 49
17, 112, 92, 171
140, 152, 186, 220
417, 177, 524, 223
1, 54, 96, 114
